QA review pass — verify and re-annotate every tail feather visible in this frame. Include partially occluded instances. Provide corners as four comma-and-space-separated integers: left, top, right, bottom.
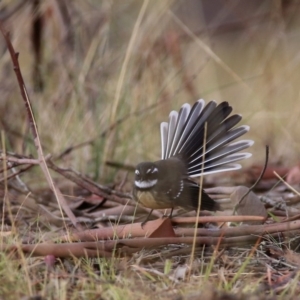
160, 100, 253, 176
175, 101, 217, 155
172, 99, 206, 156
186, 112, 242, 160
189, 163, 242, 176
188, 127, 252, 167
179, 102, 236, 157
168, 103, 191, 158
205, 123, 249, 152
188, 152, 252, 176
165, 111, 178, 159
160, 122, 168, 159
188, 140, 254, 175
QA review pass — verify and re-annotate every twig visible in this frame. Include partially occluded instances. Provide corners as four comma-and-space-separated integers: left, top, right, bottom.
274, 171, 300, 197
0, 153, 50, 165
238, 145, 269, 205
189, 122, 207, 278
1, 150, 136, 206
172, 215, 266, 224
48, 160, 133, 201
55, 100, 163, 160
105, 161, 135, 172
0, 164, 33, 184
55, 140, 94, 160
0, 22, 80, 231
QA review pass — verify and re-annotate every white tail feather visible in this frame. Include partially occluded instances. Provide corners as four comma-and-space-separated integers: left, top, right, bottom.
160, 100, 253, 176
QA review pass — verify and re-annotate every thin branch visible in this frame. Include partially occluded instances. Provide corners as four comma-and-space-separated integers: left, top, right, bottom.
0, 164, 33, 184
274, 171, 300, 197
48, 160, 133, 201
0, 153, 50, 165
55, 100, 162, 160
238, 145, 269, 205
0, 21, 80, 230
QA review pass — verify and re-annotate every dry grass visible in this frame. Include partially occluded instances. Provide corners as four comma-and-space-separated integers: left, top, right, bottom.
1, 0, 300, 299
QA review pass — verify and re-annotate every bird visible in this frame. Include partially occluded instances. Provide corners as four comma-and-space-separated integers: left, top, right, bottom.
132, 99, 253, 224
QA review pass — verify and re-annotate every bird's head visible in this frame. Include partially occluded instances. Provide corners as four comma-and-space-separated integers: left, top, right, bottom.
134, 162, 158, 190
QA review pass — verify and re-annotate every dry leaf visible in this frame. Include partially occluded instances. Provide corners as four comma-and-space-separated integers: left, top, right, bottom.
145, 218, 177, 238
231, 186, 268, 224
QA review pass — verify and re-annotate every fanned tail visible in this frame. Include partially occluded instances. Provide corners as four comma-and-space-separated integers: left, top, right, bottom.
160, 100, 253, 176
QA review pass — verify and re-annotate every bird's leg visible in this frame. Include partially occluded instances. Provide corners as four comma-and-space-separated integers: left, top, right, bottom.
141, 209, 153, 227
162, 208, 174, 218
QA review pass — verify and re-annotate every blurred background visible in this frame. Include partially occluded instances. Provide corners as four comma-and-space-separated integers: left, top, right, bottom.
1, 0, 300, 184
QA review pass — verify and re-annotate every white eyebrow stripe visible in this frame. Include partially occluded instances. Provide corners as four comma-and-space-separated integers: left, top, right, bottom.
146, 167, 158, 174
135, 170, 140, 175
135, 179, 157, 189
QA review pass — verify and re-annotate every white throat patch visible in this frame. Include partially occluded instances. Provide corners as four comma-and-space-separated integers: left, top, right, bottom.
135, 179, 157, 189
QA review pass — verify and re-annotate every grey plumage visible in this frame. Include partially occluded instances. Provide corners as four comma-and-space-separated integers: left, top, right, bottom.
133, 99, 253, 219
160, 99, 253, 176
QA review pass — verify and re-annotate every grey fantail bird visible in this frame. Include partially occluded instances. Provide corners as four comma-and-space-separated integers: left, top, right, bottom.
133, 100, 253, 223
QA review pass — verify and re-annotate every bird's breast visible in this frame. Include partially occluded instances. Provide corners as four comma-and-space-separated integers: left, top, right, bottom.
135, 190, 173, 209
